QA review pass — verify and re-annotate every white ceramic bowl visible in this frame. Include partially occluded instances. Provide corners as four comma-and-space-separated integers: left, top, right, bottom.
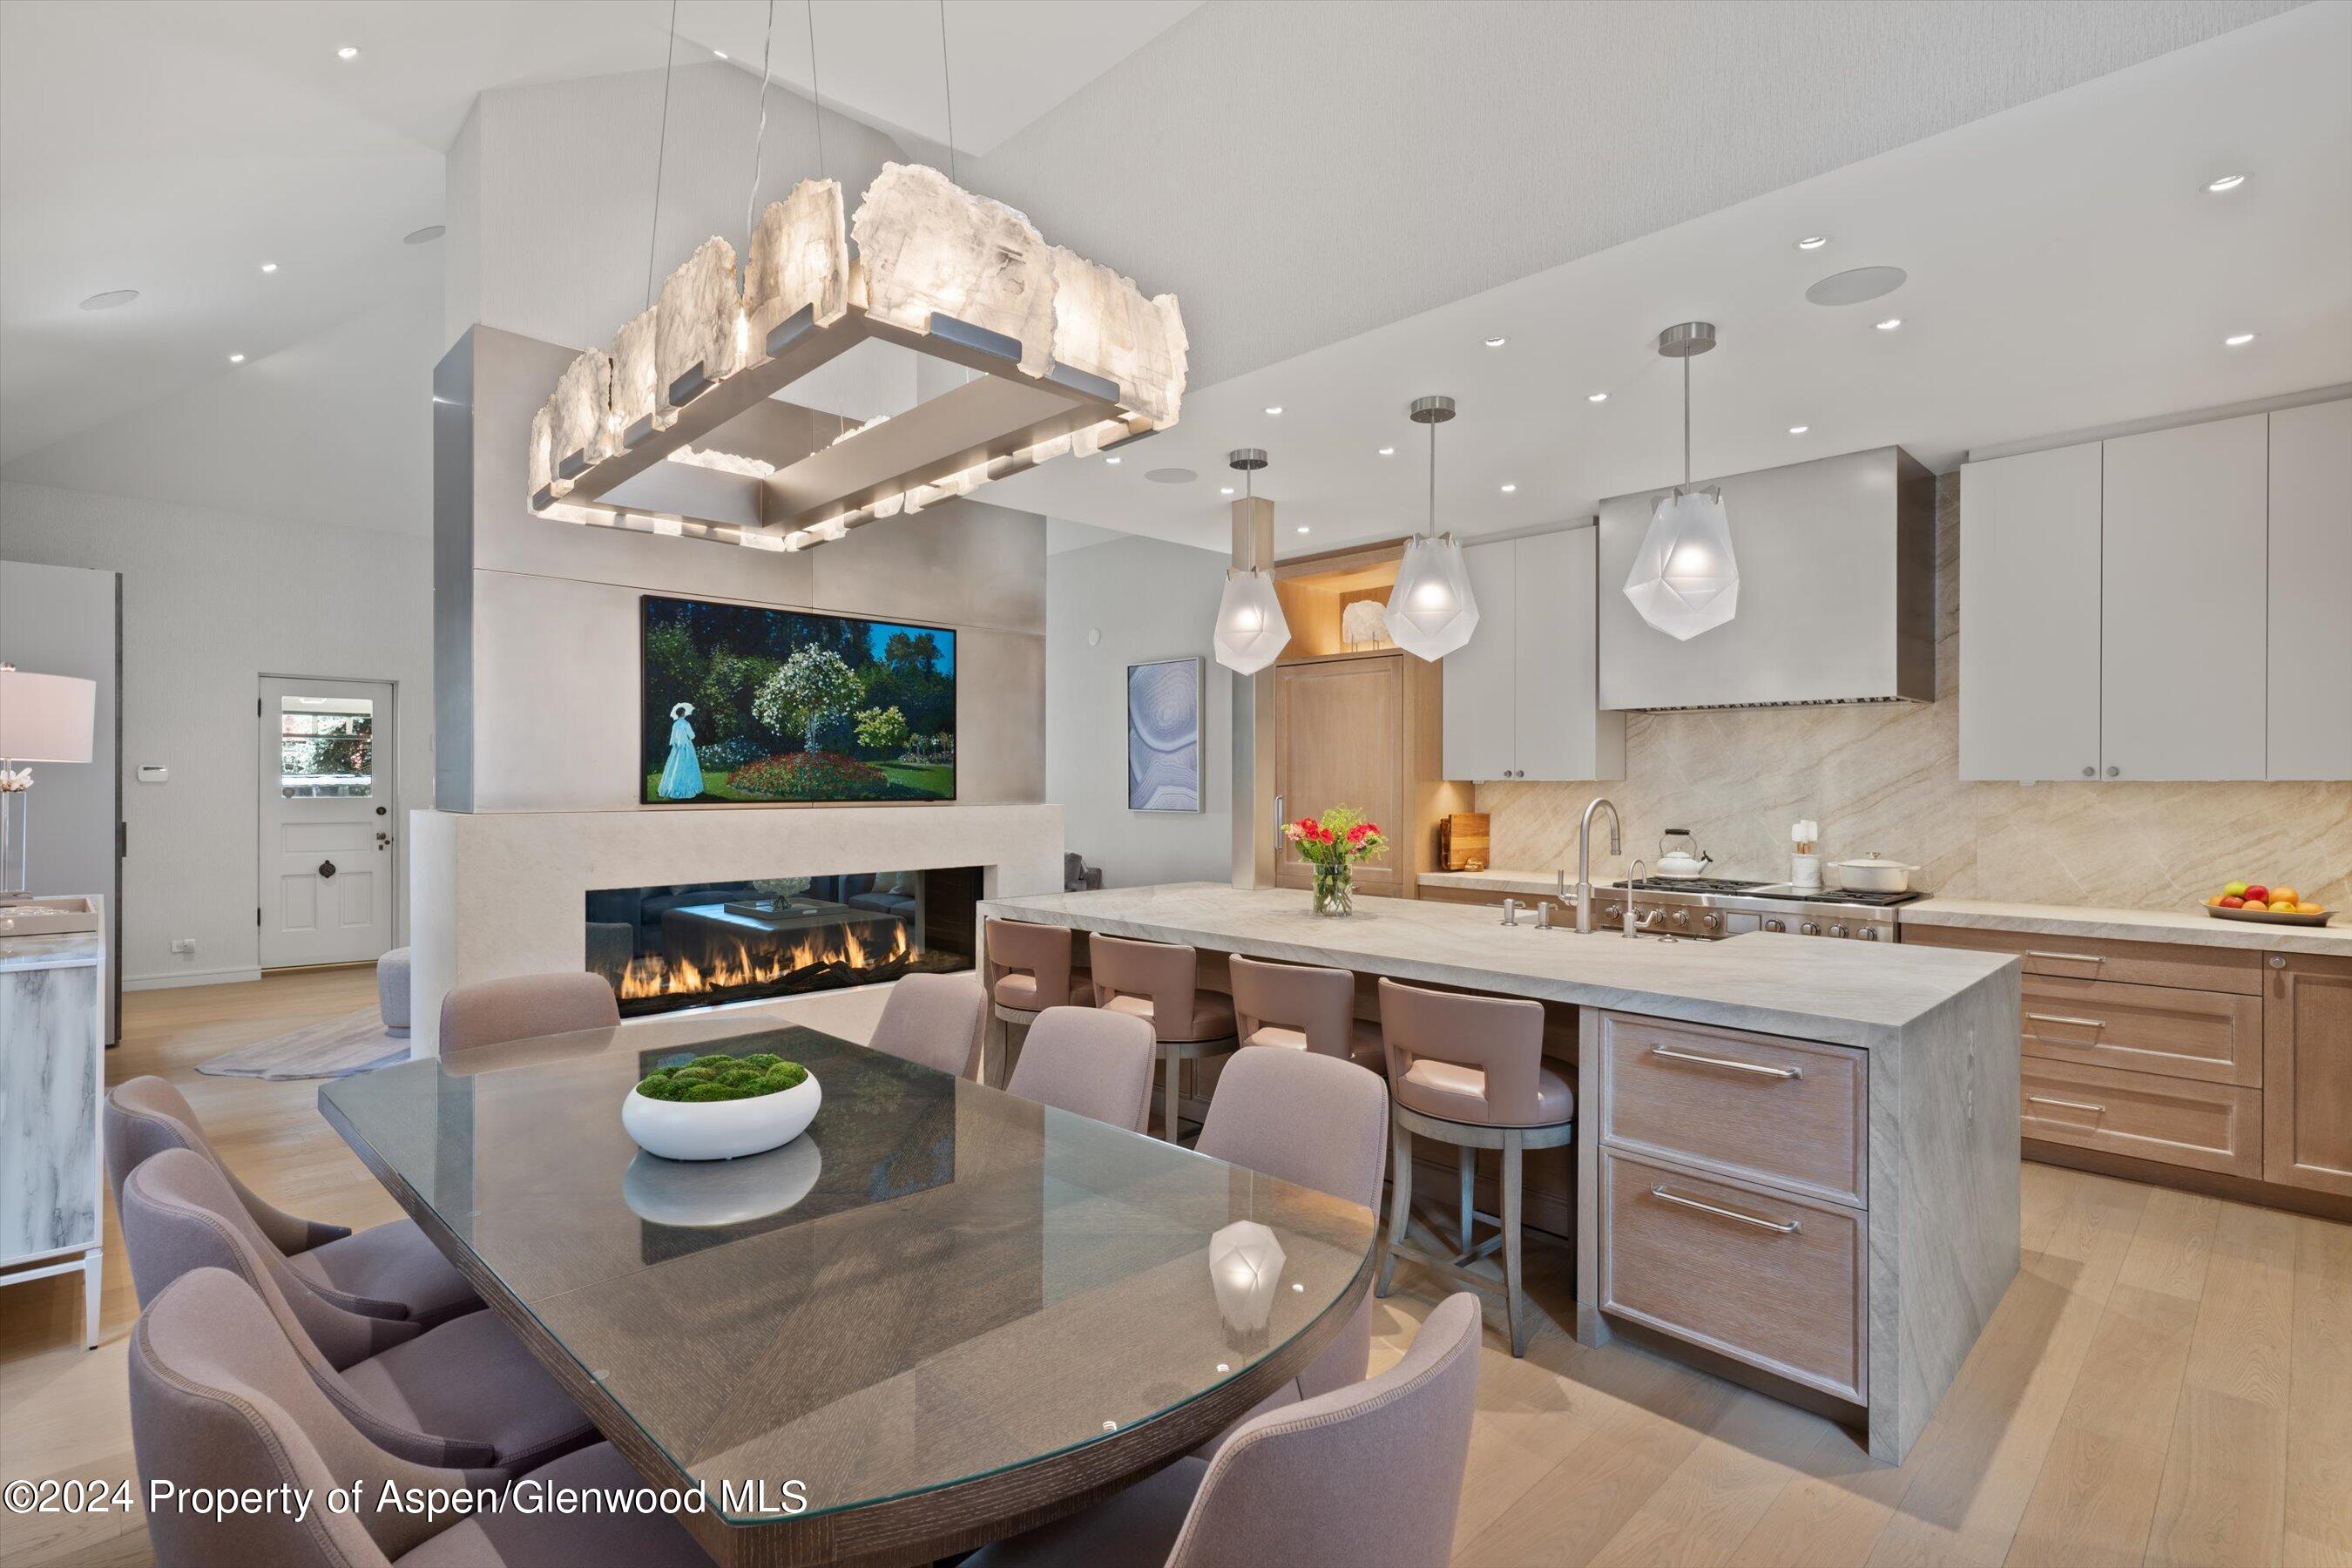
622, 1073, 821, 1162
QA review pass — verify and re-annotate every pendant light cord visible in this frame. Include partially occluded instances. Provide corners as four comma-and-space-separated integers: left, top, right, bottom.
645, 0, 679, 309
1427, 415, 1438, 542
745, 0, 775, 243
805, 0, 827, 179
1683, 354, 1692, 488
937, 0, 957, 183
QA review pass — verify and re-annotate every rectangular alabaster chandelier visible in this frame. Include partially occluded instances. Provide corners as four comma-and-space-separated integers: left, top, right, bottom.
528, 163, 1188, 551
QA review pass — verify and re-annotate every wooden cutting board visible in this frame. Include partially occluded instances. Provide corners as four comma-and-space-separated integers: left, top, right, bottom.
1439, 813, 1490, 872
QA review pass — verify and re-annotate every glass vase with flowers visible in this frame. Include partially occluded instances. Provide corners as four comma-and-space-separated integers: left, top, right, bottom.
1283, 806, 1389, 916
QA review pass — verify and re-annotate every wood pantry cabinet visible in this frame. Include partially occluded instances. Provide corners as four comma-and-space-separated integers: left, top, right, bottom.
2266, 951, 2352, 1198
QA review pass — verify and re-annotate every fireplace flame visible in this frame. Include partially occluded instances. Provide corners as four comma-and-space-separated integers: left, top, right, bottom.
615, 921, 916, 1001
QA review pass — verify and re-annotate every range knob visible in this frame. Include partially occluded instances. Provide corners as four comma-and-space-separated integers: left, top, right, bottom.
1801, 922, 1819, 936
1829, 924, 1848, 939
1764, 918, 1785, 933
1861, 927, 1880, 942
1671, 909, 1689, 927
1702, 913, 1720, 931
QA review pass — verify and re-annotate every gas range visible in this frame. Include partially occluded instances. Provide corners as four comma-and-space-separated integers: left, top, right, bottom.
1590, 876, 1923, 942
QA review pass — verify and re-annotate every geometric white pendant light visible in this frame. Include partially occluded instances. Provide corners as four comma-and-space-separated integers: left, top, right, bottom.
1624, 321, 1740, 640
1384, 395, 1480, 661
1213, 448, 1291, 675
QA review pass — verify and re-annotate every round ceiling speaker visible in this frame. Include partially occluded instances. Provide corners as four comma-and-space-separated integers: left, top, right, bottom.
1144, 467, 1196, 484
1805, 266, 1908, 306
78, 289, 139, 310
403, 225, 447, 246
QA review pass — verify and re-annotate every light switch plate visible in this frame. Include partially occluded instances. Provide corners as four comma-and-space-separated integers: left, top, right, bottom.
137, 765, 168, 783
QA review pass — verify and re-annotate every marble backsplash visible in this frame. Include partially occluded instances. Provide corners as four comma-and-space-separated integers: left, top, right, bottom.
1480, 473, 2352, 911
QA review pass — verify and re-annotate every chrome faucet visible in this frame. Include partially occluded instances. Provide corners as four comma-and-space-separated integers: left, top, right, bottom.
1576, 797, 1621, 934
1621, 859, 1666, 938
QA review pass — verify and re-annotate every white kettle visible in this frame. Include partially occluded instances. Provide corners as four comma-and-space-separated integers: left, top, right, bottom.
1654, 829, 1713, 879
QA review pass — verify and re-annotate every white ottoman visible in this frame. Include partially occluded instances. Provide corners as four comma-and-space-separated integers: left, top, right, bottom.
378, 946, 412, 1036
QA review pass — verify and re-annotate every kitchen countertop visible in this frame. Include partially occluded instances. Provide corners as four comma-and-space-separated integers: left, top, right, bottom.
981, 882, 2012, 1049
0, 931, 105, 972
1900, 896, 2352, 956
1419, 868, 1578, 896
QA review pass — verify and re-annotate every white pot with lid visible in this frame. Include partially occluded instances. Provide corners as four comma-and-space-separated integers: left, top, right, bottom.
1828, 853, 1918, 893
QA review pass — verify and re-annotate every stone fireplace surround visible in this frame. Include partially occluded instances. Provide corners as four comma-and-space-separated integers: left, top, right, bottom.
407, 804, 1063, 1056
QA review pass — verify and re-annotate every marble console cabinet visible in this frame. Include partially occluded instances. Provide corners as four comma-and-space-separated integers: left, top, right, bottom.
0, 916, 106, 1348
978, 882, 2020, 1462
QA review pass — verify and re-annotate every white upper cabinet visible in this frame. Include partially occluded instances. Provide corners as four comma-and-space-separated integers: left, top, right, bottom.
2267, 399, 2352, 781
1960, 442, 2103, 781
1443, 528, 1624, 782
1960, 399, 2346, 783
2101, 414, 2268, 781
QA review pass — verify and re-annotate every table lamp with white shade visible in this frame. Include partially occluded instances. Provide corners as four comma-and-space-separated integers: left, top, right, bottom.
0, 663, 98, 899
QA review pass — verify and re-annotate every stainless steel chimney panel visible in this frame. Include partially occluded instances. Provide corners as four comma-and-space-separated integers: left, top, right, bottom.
1597, 445, 1934, 711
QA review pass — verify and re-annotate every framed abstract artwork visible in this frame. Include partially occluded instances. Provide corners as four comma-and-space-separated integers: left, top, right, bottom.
1126, 656, 1204, 813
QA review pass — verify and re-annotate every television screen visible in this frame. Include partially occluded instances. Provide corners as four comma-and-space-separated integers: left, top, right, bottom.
640, 595, 956, 804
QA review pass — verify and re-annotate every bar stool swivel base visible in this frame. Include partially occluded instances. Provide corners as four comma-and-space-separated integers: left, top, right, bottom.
1375, 1105, 1574, 1357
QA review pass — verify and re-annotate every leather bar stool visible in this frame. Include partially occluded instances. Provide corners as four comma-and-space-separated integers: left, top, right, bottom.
1228, 954, 1386, 1071
1373, 977, 1574, 1356
983, 918, 1087, 1085
1088, 933, 1240, 1144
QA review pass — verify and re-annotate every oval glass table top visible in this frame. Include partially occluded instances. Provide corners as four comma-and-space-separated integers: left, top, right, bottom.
319, 1014, 1375, 1524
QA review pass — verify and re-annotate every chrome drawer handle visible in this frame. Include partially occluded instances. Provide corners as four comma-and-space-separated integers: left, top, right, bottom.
1648, 1044, 1801, 1080
2026, 950, 2105, 965
2026, 1013, 2106, 1031
2027, 1094, 2105, 1114
1647, 1186, 1801, 1233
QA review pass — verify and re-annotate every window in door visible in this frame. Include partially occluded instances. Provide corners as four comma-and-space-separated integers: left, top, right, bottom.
278, 696, 375, 798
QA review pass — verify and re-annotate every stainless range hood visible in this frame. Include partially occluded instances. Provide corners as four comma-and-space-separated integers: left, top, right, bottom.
1597, 445, 1934, 710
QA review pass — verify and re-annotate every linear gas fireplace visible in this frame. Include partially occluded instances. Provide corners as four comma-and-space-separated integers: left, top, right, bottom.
585, 868, 980, 1018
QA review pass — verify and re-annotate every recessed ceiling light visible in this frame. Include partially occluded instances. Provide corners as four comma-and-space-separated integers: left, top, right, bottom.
1788, 424, 1808, 435
2224, 332, 2256, 347
1104, 456, 1121, 464
1377, 445, 1395, 456
336, 45, 359, 60
228, 353, 246, 363
1220, 486, 1234, 495
1263, 405, 1283, 416
2205, 173, 2247, 193
713, 49, 729, 60
78, 288, 139, 310
1875, 316, 1902, 331
1296, 525, 1310, 534
1499, 483, 1517, 493
1795, 235, 1829, 251
260, 261, 279, 274
403, 225, 446, 246
1586, 392, 1608, 403
1484, 336, 1507, 348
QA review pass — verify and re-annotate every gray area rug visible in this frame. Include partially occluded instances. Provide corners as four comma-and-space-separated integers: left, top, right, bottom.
196, 1007, 412, 1081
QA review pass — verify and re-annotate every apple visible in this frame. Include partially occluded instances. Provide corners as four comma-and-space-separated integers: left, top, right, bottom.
2220, 896, 2247, 909
2243, 885, 2269, 904
2226, 880, 2250, 896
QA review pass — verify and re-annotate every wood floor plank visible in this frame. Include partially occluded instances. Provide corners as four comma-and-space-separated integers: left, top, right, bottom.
1730, 1418, 1930, 1568
2111, 1187, 2221, 1303
1582, 1387, 1831, 1568
2285, 1217, 2352, 1567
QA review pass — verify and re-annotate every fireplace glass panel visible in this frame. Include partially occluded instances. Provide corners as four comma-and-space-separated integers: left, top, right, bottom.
585, 867, 979, 1017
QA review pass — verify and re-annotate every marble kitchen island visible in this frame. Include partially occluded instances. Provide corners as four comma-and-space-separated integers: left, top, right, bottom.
978, 882, 2022, 1462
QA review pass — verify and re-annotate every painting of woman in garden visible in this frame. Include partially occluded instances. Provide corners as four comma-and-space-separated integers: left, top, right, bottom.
640, 595, 957, 803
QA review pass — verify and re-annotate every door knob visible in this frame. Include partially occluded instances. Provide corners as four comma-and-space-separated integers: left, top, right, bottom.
317, 859, 337, 879
2081, 767, 2094, 778
2105, 766, 2119, 778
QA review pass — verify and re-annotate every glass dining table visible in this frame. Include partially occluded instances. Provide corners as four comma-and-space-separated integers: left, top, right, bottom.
319, 1010, 1376, 1567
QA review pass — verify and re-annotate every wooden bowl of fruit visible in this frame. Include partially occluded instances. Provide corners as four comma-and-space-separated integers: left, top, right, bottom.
2204, 882, 2332, 927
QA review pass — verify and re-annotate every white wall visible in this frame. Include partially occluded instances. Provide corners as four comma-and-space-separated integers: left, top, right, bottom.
1045, 531, 1231, 886
0, 480, 431, 987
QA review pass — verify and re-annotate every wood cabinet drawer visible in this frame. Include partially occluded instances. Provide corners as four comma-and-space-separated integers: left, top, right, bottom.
2019, 975, 2262, 1086
2020, 1058, 2261, 1177
1908, 924, 2262, 996
1598, 1013, 1866, 1206
1598, 1151, 1865, 1404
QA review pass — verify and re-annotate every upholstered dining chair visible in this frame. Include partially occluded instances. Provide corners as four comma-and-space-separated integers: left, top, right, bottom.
104, 1076, 478, 1329
1004, 1006, 1158, 1133
965, 1291, 1483, 1568
130, 1267, 714, 1568
983, 918, 1086, 1083
1374, 977, 1574, 1357
1227, 954, 1386, 1071
866, 971, 989, 1080
1088, 933, 1240, 1144
118, 1148, 594, 1481
1190, 1046, 1390, 1454
437, 971, 620, 1057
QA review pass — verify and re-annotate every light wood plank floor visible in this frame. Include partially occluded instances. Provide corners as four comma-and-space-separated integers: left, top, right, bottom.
3, 970, 2346, 1567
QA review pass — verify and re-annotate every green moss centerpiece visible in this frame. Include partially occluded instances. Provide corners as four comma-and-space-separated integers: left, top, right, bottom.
622, 1051, 822, 1161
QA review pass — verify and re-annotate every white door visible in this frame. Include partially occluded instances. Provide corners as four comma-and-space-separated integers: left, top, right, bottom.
1441, 539, 1519, 781
258, 677, 395, 968
1959, 442, 2104, 781
2101, 415, 2268, 781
